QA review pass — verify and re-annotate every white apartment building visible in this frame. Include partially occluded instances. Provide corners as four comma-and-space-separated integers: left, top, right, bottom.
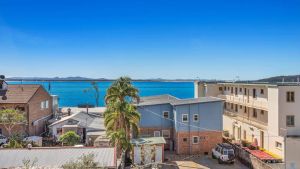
195, 81, 300, 169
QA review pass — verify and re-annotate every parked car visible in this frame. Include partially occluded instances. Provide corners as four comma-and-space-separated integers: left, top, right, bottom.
0, 134, 8, 145
212, 143, 235, 164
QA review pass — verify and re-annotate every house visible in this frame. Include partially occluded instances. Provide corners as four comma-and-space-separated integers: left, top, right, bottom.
194, 81, 300, 168
131, 137, 166, 165
49, 109, 107, 146
0, 147, 117, 168
0, 84, 53, 136
137, 94, 224, 155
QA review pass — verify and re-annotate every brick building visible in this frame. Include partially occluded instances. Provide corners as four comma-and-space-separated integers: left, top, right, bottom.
0, 84, 53, 136
137, 95, 224, 155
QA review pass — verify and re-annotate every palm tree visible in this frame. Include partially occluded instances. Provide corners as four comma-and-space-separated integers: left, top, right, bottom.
104, 77, 140, 167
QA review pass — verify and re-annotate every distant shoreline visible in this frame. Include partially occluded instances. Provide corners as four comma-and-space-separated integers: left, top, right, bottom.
6, 79, 195, 82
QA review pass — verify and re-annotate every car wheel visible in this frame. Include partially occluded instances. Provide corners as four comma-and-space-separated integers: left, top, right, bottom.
218, 158, 223, 164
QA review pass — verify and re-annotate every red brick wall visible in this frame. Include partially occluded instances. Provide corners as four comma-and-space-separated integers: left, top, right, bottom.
176, 131, 222, 155
27, 87, 53, 136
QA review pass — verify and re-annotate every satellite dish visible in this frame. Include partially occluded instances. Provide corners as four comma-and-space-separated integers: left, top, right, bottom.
2, 96, 7, 100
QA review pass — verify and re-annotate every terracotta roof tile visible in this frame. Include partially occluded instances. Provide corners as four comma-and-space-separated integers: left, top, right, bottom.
0, 84, 41, 104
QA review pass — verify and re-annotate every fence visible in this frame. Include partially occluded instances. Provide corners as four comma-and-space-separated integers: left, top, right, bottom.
227, 141, 285, 169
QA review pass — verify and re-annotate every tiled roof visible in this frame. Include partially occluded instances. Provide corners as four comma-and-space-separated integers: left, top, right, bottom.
137, 94, 223, 106
0, 84, 41, 104
0, 147, 116, 168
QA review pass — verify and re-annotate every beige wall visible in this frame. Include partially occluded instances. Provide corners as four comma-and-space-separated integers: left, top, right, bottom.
286, 137, 300, 169
278, 86, 300, 136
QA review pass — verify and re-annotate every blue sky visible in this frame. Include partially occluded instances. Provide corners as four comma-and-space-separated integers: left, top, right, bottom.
0, 0, 299, 80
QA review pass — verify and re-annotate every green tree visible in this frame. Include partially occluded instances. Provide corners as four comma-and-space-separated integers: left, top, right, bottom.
62, 153, 102, 169
104, 77, 140, 167
0, 109, 27, 137
83, 81, 100, 107
59, 131, 80, 146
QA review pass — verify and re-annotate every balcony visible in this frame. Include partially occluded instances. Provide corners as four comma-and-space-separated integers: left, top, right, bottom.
224, 110, 268, 129
218, 94, 268, 110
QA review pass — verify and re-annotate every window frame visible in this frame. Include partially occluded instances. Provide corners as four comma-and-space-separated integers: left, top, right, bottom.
154, 131, 161, 137
286, 115, 295, 127
287, 91, 295, 102
192, 136, 199, 144
275, 141, 282, 149
182, 114, 189, 122
253, 109, 257, 118
193, 114, 199, 122
162, 130, 170, 138
163, 111, 169, 119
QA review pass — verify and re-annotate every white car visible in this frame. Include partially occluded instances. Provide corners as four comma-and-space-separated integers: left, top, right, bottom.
0, 135, 8, 145
212, 143, 235, 164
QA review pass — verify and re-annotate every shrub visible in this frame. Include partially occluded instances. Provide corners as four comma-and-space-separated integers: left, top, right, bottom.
59, 131, 80, 146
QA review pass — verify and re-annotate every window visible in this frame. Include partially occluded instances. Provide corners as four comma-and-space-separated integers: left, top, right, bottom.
56, 128, 62, 135
287, 92, 295, 102
219, 87, 223, 91
0, 128, 2, 135
182, 114, 188, 122
240, 88, 242, 92
224, 103, 227, 109
276, 142, 282, 149
260, 89, 264, 95
244, 107, 247, 113
231, 103, 233, 110
235, 87, 238, 95
240, 105, 242, 109
231, 87, 233, 94
244, 88, 247, 95
253, 89, 257, 98
286, 115, 295, 127
235, 104, 238, 112
45, 100, 49, 109
253, 109, 257, 118
154, 131, 160, 137
162, 130, 170, 138
192, 136, 199, 144
163, 111, 169, 119
243, 130, 247, 140
224, 86, 226, 91
183, 138, 188, 142
41, 100, 49, 109
193, 114, 199, 122
260, 110, 264, 115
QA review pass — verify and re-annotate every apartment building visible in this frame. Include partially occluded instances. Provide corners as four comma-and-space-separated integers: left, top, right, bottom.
0, 84, 53, 136
137, 94, 224, 155
195, 81, 300, 168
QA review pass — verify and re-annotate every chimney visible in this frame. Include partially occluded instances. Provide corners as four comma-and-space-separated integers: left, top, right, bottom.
67, 108, 71, 116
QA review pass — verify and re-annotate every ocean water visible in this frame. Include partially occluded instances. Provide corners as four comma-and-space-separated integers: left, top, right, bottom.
8, 81, 194, 107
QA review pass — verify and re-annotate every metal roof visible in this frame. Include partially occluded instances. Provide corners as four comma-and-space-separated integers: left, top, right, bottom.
171, 97, 223, 106
137, 94, 178, 106
0, 147, 116, 168
131, 137, 166, 145
49, 112, 106, 131
137, 94, 223, 106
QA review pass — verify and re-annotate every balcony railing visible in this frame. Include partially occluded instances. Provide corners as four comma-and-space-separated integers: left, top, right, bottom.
218, 94, 268, 110
224, 110, 268, 128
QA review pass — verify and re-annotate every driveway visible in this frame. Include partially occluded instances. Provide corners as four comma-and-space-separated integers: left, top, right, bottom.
163, 152, 249, 169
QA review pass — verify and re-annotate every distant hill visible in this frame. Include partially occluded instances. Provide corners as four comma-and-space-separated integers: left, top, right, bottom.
257, 75, 300, 83
5, 76, 196, 82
